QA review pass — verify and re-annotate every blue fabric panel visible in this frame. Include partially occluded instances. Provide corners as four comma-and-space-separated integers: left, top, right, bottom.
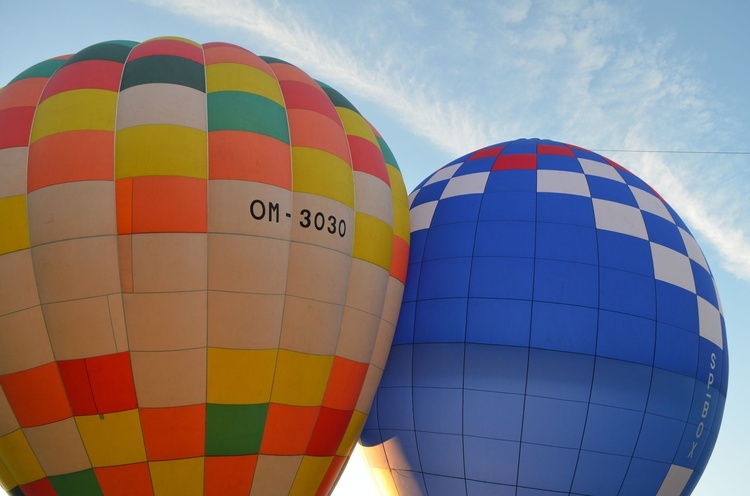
416, 431, 465, 477
687, 384, 720, 434
655, 281, 699, 333
485, 169, 536, 192
675, 421, 705, 469
423, 222, 477, 260
359, 426, 381, 447
466, 480, 516, 496
463, 436, 520, 485
599, 267, 656, 319
516, 488, 568, 496
418, 257, 473, 299
408, 229, 429, 265
413, 387, 463, 434
537, 154, 582, 172
590, 357, 651, 410
463, 389, 524, 441
633, 413, 685, 463
597, 229, 654, 276
618, 170, 652, 193
456, 156, 495, 175
391, 469, 428, 495
518, 443, 579, 492
411, 181, 447, 207
393, 300, 416, 345
581, 404, 642, 456
478, 192, 537, 222
522, 396, 588, 449
466, 298, 532, 346
692, 261, 718, 307
402, 263, 421, 302
470, 256, 534, 300
382, 430, 422, 471
596, 310, 655, 365
586, 175, 638, 207
689, 429, 719, 491
571, 147, 606, 161
654, 322, 699, 377
618, 457, 671, 496
431, 194, 483, 226
530, 301, 598, 354
423, 474, 468, 496
571, 450, 630, 496
501, 139, 537, 154
537, 193, 595, 228
525, 348, 594, 402
647, 368, 696, 421
643, 212, 687, 254
376, 388, 414, 430
413, 343, 465, 388
464, 344, 528, 394
379, 344, 412, 388
535, 222, 597, 264
414, 298, 467, 343
533, 259, 599, 308
473, 220, 536, 257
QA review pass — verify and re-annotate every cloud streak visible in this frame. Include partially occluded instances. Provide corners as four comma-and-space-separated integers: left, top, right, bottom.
140, 0, 750, 281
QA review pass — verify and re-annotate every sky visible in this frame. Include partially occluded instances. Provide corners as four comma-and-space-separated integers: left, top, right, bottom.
1, 0, 748, 494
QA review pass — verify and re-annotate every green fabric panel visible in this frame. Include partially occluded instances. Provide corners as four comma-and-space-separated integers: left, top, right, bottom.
49, 469, 104, 496
377, 136, 401, 171
208, 91, 290, 144
9, 59, 66, 84
120, 55, 206, 92
205, 403, 268, 456
259, 55, 291, 66
316, 80, 360, 114
65, 41, 137, 66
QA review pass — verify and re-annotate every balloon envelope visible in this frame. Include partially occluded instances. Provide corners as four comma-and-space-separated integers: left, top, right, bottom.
0, 37, 409, 495
360, 138, 728, 496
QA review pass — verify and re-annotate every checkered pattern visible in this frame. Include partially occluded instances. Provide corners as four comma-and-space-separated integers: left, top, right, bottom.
362, 138, 728, 496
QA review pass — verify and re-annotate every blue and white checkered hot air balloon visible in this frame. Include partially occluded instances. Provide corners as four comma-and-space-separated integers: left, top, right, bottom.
360, 138, 728, 496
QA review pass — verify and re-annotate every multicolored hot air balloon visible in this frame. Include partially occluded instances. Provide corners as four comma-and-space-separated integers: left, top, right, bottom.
360, 138, 728, 496
0, 37, 409, 495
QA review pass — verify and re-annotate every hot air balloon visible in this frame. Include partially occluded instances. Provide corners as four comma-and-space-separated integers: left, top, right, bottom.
0, 37, 409, 495
360, 138, 728, 496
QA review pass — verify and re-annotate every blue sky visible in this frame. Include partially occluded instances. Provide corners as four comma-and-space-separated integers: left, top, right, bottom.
1, 1, 748, 494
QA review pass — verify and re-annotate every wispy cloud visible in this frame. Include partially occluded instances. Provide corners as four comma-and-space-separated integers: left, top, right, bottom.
140, 0, 750, 281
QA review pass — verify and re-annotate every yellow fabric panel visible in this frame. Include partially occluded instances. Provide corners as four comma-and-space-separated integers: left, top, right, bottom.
0, 430, 44, 485
207, 348, 277, 404
336, 108, 378, 147
292, 147, 354, 209
270, 350, 333, 406
75, 409, 146, 467
149, 457, 204, 496
352, 213, 392, 271
288, 455, 333, 496
336, 410, 367, 457
387, 165, 410, 241
115, 125, 207, 179
149, 36, 202, 48
0, 196, 30, 256
206, 63, 284, 105
0, 461, 17, 492
30, 89, 117, 143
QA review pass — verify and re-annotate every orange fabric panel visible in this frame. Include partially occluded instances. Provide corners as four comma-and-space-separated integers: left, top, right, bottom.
207, 131, 291, 188
95, 463, 154, 496
286, 109, 351, 164
203, 43, 272, 75
389, 235, 410, 284
0, 363, 72, 427
116, 179, 133, 235
0, 78, 47, 110
204, 455, 257, 496
130, 176, 207, 233
322, 357, 368, 411
27, 130, 114, 192
140, 405, 206, 460
260, 404, 318, 455
40, 60, 123, 100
